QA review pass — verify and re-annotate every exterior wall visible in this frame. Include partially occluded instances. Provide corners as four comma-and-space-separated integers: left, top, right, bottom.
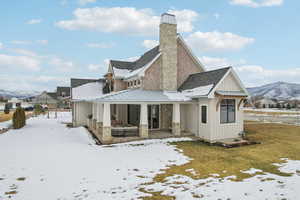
142, 57, 162, 90
208, 98, 244, 141
160, 104, 172, 130
180, 104, 198, 135
159, 23, 177, 91
73, 102, 92, 127
177, 40, 203, 88
198, 98, 211, 140
114, 79, 127, 92
216, 72, 243, 91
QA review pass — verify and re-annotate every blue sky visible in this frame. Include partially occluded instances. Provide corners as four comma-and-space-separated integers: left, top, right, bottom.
0, 0, 299, 91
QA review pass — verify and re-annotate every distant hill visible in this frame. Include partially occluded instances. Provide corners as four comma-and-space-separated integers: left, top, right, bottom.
0, 89, 40, 99
247, 82, 300, 100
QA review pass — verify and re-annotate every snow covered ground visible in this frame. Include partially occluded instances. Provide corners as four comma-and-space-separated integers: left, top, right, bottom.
0, 112, 191, 200
142, 159, 300, 199
0, 112, 300, 200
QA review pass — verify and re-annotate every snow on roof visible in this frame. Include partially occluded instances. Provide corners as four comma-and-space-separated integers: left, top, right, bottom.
182, 84, 214, 97
113, 53, 161, 80
72, 82, 103, 100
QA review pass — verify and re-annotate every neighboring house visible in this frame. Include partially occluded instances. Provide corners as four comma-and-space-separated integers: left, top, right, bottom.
71, 78, 106, 125
256, 98, 277, 108
33, 91, 59, 109
56, 86, 71, 109
72, 13, 249, 144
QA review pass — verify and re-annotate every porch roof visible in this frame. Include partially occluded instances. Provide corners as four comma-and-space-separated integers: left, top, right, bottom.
89, 89, 193, 103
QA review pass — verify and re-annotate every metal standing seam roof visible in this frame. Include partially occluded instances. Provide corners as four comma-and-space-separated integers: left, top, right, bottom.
90, 89, 192, 103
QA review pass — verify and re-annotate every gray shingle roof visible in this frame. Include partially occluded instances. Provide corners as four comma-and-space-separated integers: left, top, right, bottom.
56, 86, 70, 97
110, 46, 160, 71
178, 67, 231, 92
47, 92, 58, 100
70, 78, 105, 88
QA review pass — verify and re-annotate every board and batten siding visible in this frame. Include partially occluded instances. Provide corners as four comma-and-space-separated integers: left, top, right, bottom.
180, 104, 198, 135
208, 98, 243, 141
73, 102, 92, 126
217, 73, 243, 91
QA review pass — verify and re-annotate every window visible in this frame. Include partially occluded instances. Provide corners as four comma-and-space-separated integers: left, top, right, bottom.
201, 105, 207, 124
137, 80, 141, 85
134, 80, 137, 85
127, 82, 130, 87
220, 99, 236, 123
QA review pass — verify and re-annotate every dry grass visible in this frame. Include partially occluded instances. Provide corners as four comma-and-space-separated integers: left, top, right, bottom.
244, 110, 300, 116
140, 123, 300, 199
0, 112, 13, 123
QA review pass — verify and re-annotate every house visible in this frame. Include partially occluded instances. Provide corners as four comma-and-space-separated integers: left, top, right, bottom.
255, 98, 277, 108
72, 13, 249, 144
56, 86, 71, 109
33, 91, 59, 109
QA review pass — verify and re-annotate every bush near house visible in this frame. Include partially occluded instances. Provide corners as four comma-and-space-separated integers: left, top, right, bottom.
12, 104, 26, 129
34, 104, 44, 115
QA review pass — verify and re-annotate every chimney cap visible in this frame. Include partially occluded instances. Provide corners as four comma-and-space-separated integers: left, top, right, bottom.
160, 13, 177, 25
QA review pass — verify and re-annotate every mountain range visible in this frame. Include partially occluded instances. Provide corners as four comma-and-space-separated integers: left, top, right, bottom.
247, 82, 300, 100
0, 89, 40, 99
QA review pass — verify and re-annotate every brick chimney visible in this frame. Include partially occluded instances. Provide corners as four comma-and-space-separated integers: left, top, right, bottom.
159, 13, 178, 91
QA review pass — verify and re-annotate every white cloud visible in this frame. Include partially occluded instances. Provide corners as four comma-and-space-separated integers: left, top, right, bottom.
86, 42, 114, 48
142, 40, 159, 49
230, 0, 283, 8
26, 19, 42, 24
88, 64, 101, 71
0, 42, 3, 49
200, 56, 246, 69
56, 7, 198, 36
78, 0, 96, 5
49, 57, 75, 72
0, 54, 40, 71
235, 65, 300, 87
10, 48, 38, 57
37, 40, 48, 45
185, 31, 254, 52
168, 9, 199, 33
11, 40, 31, 45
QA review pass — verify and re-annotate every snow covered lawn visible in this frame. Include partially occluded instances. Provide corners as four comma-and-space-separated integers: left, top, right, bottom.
0, 112, 191, 200
1, 112, 300, 200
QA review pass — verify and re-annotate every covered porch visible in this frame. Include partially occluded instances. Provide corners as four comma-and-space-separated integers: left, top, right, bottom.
77, 89, 195, 144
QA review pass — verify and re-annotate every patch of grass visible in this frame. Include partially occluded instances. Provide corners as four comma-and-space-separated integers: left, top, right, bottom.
16, 177, 26, 181
140, 123, 300, 199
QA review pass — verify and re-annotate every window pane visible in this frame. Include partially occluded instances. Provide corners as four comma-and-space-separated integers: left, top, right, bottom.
220, 105, 227, 123
228, 105, 235, 123
201, 106, 207, 124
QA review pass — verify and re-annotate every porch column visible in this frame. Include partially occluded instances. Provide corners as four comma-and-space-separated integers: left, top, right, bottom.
172, 103, 181, 136
102, 103, 112, 143
96, 103, 103, 138
92, 102, 97, 131
139, 103, 149, 138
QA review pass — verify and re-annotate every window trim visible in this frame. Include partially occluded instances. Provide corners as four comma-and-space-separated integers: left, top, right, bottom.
220, 99, 236, 124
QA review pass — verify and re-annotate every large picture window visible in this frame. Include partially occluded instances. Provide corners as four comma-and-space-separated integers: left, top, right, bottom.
220, 99, 236, 123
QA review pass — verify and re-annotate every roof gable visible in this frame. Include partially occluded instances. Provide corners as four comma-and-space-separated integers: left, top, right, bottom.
178, 67, 231, 92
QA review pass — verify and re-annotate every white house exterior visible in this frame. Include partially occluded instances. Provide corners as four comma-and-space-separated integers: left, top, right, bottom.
71, 13, 249, 144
